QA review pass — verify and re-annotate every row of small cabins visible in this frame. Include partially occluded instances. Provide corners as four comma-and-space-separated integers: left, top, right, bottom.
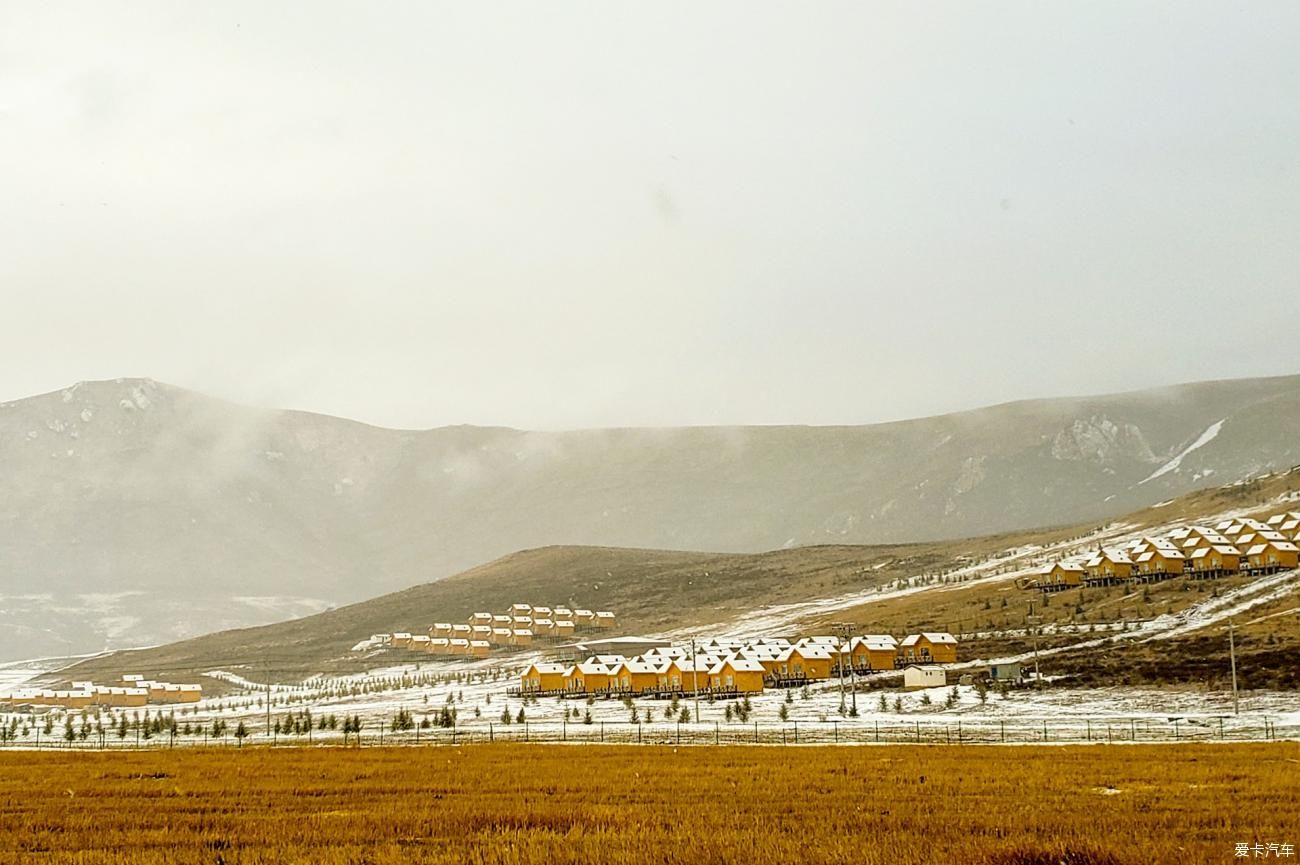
518, 632, 958, 697
371, 604, 617, 656
1027, 514, 1300, 591
0, 675, 202, 711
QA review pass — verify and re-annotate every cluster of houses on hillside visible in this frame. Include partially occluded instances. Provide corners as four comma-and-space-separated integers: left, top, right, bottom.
0, 674, 202, 711
1026, 513, 1300, 592
359, 603, 617, 658
517, 632, 959, 698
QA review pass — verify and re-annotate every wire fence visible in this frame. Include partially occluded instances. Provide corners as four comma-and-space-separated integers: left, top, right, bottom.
4, 715, 1295, 751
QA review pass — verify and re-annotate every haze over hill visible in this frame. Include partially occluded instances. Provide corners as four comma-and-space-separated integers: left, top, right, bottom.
3, 373, 1300, 661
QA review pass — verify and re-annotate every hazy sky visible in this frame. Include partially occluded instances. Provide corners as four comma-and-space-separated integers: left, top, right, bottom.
2, 2, 1298, 429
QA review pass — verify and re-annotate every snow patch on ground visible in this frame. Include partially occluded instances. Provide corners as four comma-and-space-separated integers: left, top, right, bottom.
1140, 419, 1225, 485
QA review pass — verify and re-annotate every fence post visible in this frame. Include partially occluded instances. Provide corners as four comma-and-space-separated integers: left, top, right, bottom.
714, 722, 719, 745
1000, 720, 1005, 744
638, 722, 642, 744
600, 722, 604, 744
793, 722, 798, 745
489, 723, 493, 743
957, 721, 962, 745
754, 721, 758, 744
1086, 719, 1091, 741
1218, 717, 1224, 740
833, 721, 838, 744
1042, 719, 1047, 742
1130, 718, 1136, 742
915, 721, 920, 744
525, 723, 529, 743
874, 720, 879, 743
676, 722, 681, 746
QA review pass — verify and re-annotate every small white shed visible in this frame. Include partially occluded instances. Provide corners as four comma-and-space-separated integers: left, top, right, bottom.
903, 664, 947, 690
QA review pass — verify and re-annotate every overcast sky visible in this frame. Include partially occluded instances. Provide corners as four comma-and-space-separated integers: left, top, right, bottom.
2, 2, 1297, 429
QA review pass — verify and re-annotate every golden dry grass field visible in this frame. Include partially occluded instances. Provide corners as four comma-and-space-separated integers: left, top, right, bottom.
1, 743, 1296, 865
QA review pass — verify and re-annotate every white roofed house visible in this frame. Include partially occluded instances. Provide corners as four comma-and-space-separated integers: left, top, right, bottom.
594, 611, 617, 629
1133, 547, 1185, 582
1244, 540, 1300, 574
839, 635, 898, 672
1188, 545, 1242, 578
898, 632, 958, 665
1083, 550, 1135, 584
1235, 530, 1287, 551
707, 657, 766, 694
1031, 561, 1086, 591
610, 659, 662, 695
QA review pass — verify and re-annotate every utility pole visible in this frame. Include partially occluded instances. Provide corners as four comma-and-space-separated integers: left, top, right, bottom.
266, 666, 273, 743
690, 638, 700, 723
1027, 614, 1042, 689
831, 622, 855, 715
1228, 621, 1239, 716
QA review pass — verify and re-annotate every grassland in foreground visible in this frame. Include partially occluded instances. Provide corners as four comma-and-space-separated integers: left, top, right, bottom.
0, 744, 1296, 865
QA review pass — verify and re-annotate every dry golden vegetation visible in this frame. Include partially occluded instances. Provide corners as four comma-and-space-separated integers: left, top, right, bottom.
1, 743, 1297, 864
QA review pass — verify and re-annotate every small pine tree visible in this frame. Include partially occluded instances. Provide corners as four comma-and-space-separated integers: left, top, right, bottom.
677, 707, 690, 724
500, 706, 511, 725
878, 693, 888, 712
778, 703, 789, 722
584, 709, 594, 725
516, 707, 526, 724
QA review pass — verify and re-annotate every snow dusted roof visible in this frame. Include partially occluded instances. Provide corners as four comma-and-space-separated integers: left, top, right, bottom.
525, 663, 567, 675
709, 657, 765, 675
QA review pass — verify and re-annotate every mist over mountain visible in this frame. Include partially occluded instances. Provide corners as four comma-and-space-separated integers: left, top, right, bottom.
3, 374, 1299, 661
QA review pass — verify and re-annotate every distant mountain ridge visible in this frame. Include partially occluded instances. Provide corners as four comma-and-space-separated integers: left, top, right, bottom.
2, 373, 1299, 661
